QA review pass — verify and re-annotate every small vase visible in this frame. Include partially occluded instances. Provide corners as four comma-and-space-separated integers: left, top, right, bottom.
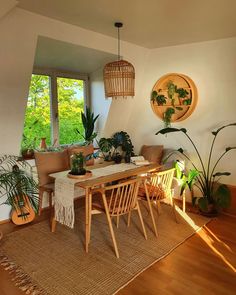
40, 138, 47, 150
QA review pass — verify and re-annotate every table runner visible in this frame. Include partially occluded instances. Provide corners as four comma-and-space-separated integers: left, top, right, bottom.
54, 163, 137, 228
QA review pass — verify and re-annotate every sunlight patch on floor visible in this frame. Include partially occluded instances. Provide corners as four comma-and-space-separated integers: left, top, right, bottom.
174, 205, 235, 273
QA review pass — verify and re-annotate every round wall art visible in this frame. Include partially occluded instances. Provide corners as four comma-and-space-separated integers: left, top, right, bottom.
150, 73, 198, 127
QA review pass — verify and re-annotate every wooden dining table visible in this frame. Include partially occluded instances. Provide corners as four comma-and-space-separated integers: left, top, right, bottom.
50, 162, 160, 253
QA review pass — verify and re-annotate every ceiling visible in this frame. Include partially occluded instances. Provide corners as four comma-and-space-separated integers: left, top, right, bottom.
18, 0, 236, 48
34, 36, 117, 73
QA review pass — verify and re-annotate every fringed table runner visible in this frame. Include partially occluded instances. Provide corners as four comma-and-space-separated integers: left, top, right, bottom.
54, 163, 137, 228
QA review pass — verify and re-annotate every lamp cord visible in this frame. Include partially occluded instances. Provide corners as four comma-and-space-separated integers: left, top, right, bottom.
118, 27, 120, 61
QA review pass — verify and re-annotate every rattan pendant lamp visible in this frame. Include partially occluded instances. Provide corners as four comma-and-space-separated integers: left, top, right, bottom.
103, 22, 135, 99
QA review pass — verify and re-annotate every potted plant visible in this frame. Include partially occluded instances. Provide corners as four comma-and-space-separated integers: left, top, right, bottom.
0, 155, 39, 224
70, 152, 86, 175
156, 123, 236, 215
98, 137, 113, 161
21, 135, 37, 159
20, 119, 40, 159
98, 131, 135, 163
76, 106, 99, 146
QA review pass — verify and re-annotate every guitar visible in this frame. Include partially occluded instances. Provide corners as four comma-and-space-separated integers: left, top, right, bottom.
11, 195, 35, 225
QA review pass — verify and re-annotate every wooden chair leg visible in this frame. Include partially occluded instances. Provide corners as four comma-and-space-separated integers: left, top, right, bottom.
144, 184, 158, 237
102, 194, 119, 258
88, 192, 92, 244
136, 202, 147, 240
49, 192, 53, 211
51, 217, 57, 232
38, 188, 43, 216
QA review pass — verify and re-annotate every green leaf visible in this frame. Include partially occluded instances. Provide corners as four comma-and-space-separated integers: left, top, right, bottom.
180, 180, 187, 196
151, 91, 157, 101
156, 127, 180, 135
213, 172, 231, 177
226, 147, 236, 152
212, 123, 236, 136
174, 161, 183, 179
187, 169, 200, 189
178, 148, 184, 153
175, 107, 183, 111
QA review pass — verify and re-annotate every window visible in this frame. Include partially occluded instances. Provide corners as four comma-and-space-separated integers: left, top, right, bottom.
21, 70, 88, 151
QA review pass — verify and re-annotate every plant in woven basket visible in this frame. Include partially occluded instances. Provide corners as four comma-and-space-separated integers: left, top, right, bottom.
156, 123, 236, 215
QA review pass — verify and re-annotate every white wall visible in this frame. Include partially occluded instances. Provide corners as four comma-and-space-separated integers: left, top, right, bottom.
124, 38, 236, 185
89, 69, 111, 138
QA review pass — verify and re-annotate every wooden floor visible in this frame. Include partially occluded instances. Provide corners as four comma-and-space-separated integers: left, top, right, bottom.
0, 205, 235, 295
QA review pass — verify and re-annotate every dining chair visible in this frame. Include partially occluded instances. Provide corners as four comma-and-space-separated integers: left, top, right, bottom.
91, 177, 147, 258
139, 168, 178, 232
34, 150, 70, 215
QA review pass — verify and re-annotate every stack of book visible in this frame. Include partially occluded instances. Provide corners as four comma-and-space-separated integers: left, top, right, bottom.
130, 156, 150, 166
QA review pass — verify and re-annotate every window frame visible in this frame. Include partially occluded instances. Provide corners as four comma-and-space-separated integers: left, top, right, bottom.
32, 67, 89, 145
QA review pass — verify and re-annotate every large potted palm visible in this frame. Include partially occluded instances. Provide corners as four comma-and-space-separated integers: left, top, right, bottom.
156, 123, 236, 215
0, 155, 39, 225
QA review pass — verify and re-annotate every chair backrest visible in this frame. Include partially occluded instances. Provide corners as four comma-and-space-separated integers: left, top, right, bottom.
147, 168, 175, 201
34, 150, 70, 186
103, 177, 141, 217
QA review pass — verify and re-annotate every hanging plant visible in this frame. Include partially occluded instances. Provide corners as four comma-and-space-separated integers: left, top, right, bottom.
163, 107, 175, 128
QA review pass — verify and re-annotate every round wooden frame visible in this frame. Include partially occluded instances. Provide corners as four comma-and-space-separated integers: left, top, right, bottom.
150, 73, 198, 122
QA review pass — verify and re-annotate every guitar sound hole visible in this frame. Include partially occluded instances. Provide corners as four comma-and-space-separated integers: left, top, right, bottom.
17, 212, 30, 218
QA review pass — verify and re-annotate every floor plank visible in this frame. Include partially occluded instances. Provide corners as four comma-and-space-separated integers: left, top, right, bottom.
0, 207, 235, 295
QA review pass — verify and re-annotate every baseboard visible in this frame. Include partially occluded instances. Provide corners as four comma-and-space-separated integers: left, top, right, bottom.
0, 218, 10, 225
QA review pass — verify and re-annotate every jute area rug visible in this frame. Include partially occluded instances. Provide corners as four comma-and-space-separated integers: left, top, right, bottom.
0, 203, 210, 295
